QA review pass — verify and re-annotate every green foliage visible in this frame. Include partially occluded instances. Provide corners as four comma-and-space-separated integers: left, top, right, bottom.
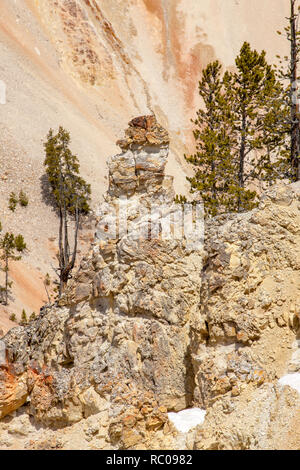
0, 232, 26, 259
44, 127, 91, 215
185, 43, 288, 216
8, 192, 18, 212
43, 127, 91, 296
275, 0, 300, 181
14, 234, 27, 252
19, 190, 29, 207
29, 312, 36, 322
20, 309, 28, 326
8, 190, 29, 211
0, 228, 27, 305
174, 194, 187, 205
185, 60, 240, 216
9, 313, 16, 322
44, 273, 51, 286
223, 43, 287, 201
0, 233, 22, 261
43, 273, 51, 304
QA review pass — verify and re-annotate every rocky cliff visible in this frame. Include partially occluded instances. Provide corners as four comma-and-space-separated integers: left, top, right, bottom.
193, 182, 300, 449
0, 117, 203, 449
0, 118, 299, 450
0, 0, 291, 325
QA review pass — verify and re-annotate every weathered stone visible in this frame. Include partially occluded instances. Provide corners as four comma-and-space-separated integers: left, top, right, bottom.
192, 182, 300, 408
116, 115, 170, 151
0, 366, 28, 419
0, 126, 299, 450
0, 117, 202, 448
194, 384, 300, 450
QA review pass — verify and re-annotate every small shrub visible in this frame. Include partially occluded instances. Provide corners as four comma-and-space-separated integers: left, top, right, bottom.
20, 309, 28, 325
19, 190, 29, 207
29, 312, 36, 321
44, 273, 51, 286
14, 235, 27, 252
9, 313, 16, 322
8, 192, 18, 212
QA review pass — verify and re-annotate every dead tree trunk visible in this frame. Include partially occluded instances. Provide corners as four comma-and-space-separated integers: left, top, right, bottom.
290, 0, 300, 180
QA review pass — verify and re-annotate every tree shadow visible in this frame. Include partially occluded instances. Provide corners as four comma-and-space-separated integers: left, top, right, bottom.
40, 173, 59, 216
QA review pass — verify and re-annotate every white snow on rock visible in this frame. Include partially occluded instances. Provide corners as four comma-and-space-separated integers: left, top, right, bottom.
278, 373, 300, 394
168, 408, 206, 433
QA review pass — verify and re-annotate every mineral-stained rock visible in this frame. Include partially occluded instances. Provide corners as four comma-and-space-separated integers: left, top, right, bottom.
0, 366, 27, 420
116, 115, 170, 152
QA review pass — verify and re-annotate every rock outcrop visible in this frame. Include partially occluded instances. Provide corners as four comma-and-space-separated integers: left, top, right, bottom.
192, 182, 300, 449
0, 118, 299, 450
0, 116, 203, 449
0, 0, 290, 326
192, 183, 300, 407
61, 115, 203, 412
116, 115, 170, 151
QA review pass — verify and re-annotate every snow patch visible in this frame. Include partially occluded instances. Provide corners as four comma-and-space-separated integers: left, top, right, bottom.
168, 408, 206, 433
278, 373, 300, 394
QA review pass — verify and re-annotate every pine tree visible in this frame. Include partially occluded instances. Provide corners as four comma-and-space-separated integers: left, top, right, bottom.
44, 127, 91, 296
222, 42, 284, 210
14, 235, 27, 252
174, 194, 187, 205
29, 312, 36, 322
257, 80, 291, 184
20, 309, 28, 326
0, 230, 27, 305
185, 61, 240, 216
276, 0, 300, 181
185, 46, 284, 215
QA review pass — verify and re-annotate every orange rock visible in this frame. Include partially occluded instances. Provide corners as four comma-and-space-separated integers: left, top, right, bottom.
0, 365, 28, 419
122, 414, 137, 428
117, 115, 169, 150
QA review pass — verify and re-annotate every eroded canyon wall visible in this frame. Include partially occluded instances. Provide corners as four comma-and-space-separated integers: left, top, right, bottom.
0, 118, 299, 450
0, 0, 291, 323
